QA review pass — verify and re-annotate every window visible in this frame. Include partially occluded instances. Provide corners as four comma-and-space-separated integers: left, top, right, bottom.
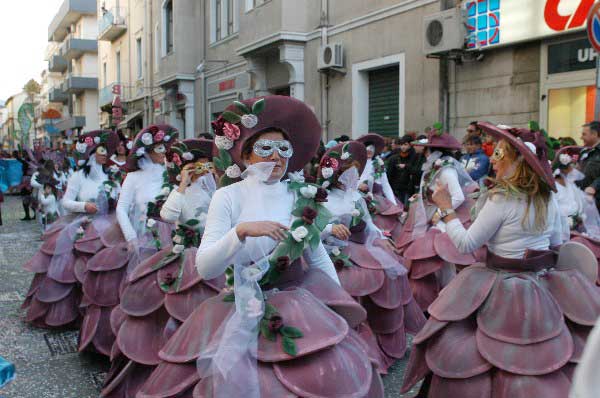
215, 0, 222, 40
165, 0, 174, 54
155, 24, 160, 67
103, 62, 107, 86
136, 38, 142, 79
211, 0, 238, 43
227, 0, 234, 35
116, 51, 121, 83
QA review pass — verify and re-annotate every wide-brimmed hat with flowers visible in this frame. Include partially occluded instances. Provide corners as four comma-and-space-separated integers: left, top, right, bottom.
478, 122, 556, 191
357, 133, 385, 155
211, 96, 321, 182
125, 124, 179, 172
166, 138, 214, 182
318, 141, 367, 188
74, 130, 119, 166
412, 129, 462, 151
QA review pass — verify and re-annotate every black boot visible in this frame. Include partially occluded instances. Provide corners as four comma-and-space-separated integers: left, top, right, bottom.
21, 203, 31, 221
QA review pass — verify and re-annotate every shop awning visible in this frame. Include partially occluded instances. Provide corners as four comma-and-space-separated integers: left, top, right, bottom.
118, 110, 143, 128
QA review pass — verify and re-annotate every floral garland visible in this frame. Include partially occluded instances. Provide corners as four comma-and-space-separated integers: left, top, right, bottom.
421, 158, 453, 199
317, 143, 351, 189
133, 126, 175, 159
212, 99, 266, 186
74, 131, 114, 166
223, 174, 332, 356
101, 164, 125, 201
568, 213, 584, 231
145, 170, 174, 250
372, 156, 385, 180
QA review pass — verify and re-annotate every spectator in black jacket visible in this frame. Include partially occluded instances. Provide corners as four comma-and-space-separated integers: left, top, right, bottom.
409, 135, 428, 194
577, 121, 600, 209
387, 135, 416, 205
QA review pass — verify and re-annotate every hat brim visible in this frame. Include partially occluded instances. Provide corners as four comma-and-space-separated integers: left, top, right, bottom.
478, 122, 557, 192
556, 146, 582, 159
126, 125, 178, 172
357, 134, 385, 155
321, 141, 368, 176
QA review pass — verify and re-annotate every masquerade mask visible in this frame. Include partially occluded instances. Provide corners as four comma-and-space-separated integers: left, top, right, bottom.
253, 139, 293, 159
193, 161, 214, 175
491, 147, 505, 161
96, 146, 108, 156
153, 144, 166, 154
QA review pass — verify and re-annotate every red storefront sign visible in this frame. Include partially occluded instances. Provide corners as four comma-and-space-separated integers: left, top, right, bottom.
218, 79, 236, 92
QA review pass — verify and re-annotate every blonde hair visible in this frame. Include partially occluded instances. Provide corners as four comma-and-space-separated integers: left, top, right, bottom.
491, 139, 551, 232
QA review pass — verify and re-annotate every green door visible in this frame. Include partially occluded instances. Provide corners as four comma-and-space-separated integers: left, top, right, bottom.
368, 66, 400, 137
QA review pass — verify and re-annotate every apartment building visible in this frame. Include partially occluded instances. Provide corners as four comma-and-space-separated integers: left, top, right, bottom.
48, 0, 99, 136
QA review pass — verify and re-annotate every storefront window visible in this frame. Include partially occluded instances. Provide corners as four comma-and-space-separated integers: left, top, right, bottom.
548, 86, 596, 144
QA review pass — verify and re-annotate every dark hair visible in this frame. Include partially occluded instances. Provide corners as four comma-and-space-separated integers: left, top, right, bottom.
336, 135, 350, 143
584, 121, 600, 135
559, 137, 577, 147
43, 182, 58, 197
416, 134, 427, 141
241, 127, 289, 159
464, 135, 482, 146
398, 135, 413, 145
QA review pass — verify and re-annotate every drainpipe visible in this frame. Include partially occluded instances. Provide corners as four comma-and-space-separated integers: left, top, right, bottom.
195, 0, 208, 134
320, 0, 329, 143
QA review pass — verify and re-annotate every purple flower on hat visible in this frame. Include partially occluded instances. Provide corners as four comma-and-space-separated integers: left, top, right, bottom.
155, 130, 165, 142
211, 116, 226, 136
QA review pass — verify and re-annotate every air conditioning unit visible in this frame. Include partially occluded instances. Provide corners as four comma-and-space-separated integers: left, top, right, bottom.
423, 8, 467, 55
318, 43, 344, 70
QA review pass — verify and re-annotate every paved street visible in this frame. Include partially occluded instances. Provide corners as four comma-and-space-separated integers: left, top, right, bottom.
0, 194, 420, 398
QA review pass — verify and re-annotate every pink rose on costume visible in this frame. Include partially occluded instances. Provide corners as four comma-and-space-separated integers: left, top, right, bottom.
172, 153, 182, 167
329, 158, 339, 170
223, 122, 241, 141
84, 137, 94, 146
154, 130, 165, 142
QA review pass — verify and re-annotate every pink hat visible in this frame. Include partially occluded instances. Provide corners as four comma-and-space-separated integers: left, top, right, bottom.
478, 122, 556, 192
211, 96, 321, 174
357, 134, 385, 155
125, 124, 179, 172
413, 131, 462, 150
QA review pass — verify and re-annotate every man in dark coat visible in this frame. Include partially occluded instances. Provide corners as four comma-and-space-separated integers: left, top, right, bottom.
386, 135, 417, 205
577, 121, 600, 209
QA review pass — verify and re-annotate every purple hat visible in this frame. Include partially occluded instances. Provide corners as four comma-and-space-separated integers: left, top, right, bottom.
125, 124, 179, 172
319, 141, 368, 185
478, 122, 556, 192
413, 131, 462, 150
357, 134, 385, 155
211, 96, 321, 175
555, 146, 582, 159
74, 130, 119, 165
166, 138, 214, 181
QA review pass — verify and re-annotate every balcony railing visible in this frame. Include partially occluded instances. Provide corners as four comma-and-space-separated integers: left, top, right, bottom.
63, 74, 98, 94
49, 86, 69, 104
48, 55, 68, 73
61, 35, 98, 60
48, 0, 97, 42
55, 115, 86, 132
98, 7, 127, 41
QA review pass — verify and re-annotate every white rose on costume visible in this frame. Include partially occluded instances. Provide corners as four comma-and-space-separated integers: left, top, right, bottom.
146, 219, 157, 228
300, 185, 318, 199
136, 147, 145, 157
166, 162, 175, 169
331, 247, 341, 257
141, 132, 154, 146
172, 235, 182, 244
225, 164, 242, 179
434, 159, 444, 168
241, 114, 259, 129
93, 136, 101, 144
109, 165, 119, 173
164, 135, 171, 142
126, 141, 133, 150
321, 167, 334, 179
559, 154, 572, 166
341, 152, 350, 160
351, 209, 361, 217
322, 180, 331, 189
76, 142, 87, 153
161, 187, 171, 196
291, 226, 309, 242
288, 171, 305, 183
182, 152, 194, 161
215, 135, 234, 150
172, 244, 185, 254
377, 157, 384, 166
104, 184, 112, 192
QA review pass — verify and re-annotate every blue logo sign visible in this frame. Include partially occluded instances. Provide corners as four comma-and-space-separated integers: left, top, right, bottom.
466, 0, 500, 49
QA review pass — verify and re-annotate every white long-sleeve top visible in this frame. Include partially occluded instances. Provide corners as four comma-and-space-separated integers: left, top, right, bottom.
446, 192, 564, 259
61, 167, 107, 213
39, 193, 58, 215
195, 172, 339, 284
360, 158, 397, 205
321, 188, 364, 237
160, 177, 214, 226
555, 179, 585, 218
116, 162, 166, 242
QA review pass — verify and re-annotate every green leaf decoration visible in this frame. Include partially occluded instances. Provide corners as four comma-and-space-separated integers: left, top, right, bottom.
151, 253, 180, 271
220, 175, 235, 187
264, 303, 279, 320
328, 151, 341, 159
529, 121, 540, 132
159, 282, 172, 292
214, 157, 224, 171
173, 262, 185, 292
186, 219, 200, 227
280, 326, 303, 339
234, 101, 250, 114
307, 224, 321, 251
223, 293, 235, 302
171, 146, 184, 156
314, 206, 332, 231
282, 336, 297, 356
288, 181, 304, 191
289, 241, 304, 261
260, 320, 277, 342
221, 111, 242, 124
252, 98, 266, 115
219, 148, 232, 164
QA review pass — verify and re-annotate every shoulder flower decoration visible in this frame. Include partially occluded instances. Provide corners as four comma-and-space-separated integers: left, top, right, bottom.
321, 167, 334, 179
225, 164, 242, 179
299, 185, 318, 199
76, 142, 87, 153
182, 152, 194, 161
291, 226, 309, 242
136, 147, 145, 157
93, 136, 101, 144
559, 153, 572, 166
215, 135, 234, 150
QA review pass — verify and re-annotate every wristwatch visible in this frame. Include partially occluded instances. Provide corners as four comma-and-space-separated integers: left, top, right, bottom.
438, 208, 455, 219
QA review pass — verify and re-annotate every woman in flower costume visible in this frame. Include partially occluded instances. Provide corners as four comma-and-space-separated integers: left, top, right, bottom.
137, 96, 384, 398
401, 122, 600, 398
101, 138, 226, 398
553, 147, 600, 285
79, 125, 178, 356
21, 130, 120, 329
357, 133, 404, 234
318, 141, 426, 370
393, 131, 479, 311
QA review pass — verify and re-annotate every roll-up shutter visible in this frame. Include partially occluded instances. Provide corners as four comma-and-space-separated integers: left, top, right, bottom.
368, 66, 400, 137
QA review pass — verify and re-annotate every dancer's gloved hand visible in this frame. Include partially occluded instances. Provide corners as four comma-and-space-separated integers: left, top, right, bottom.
84, 202, 98, 214
331, 224, 351, 241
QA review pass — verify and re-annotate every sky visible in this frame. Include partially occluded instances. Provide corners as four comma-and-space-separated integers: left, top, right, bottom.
0, 0, 64, 101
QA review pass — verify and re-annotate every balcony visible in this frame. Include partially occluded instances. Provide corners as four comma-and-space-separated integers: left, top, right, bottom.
48, 55, 68, 73
55, 116, 86, 132
48, 0, 97, 42
98, 8, 127, 41
49, 86, 69, 104
62, 37, 98, 60
64, 75, 98, 94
